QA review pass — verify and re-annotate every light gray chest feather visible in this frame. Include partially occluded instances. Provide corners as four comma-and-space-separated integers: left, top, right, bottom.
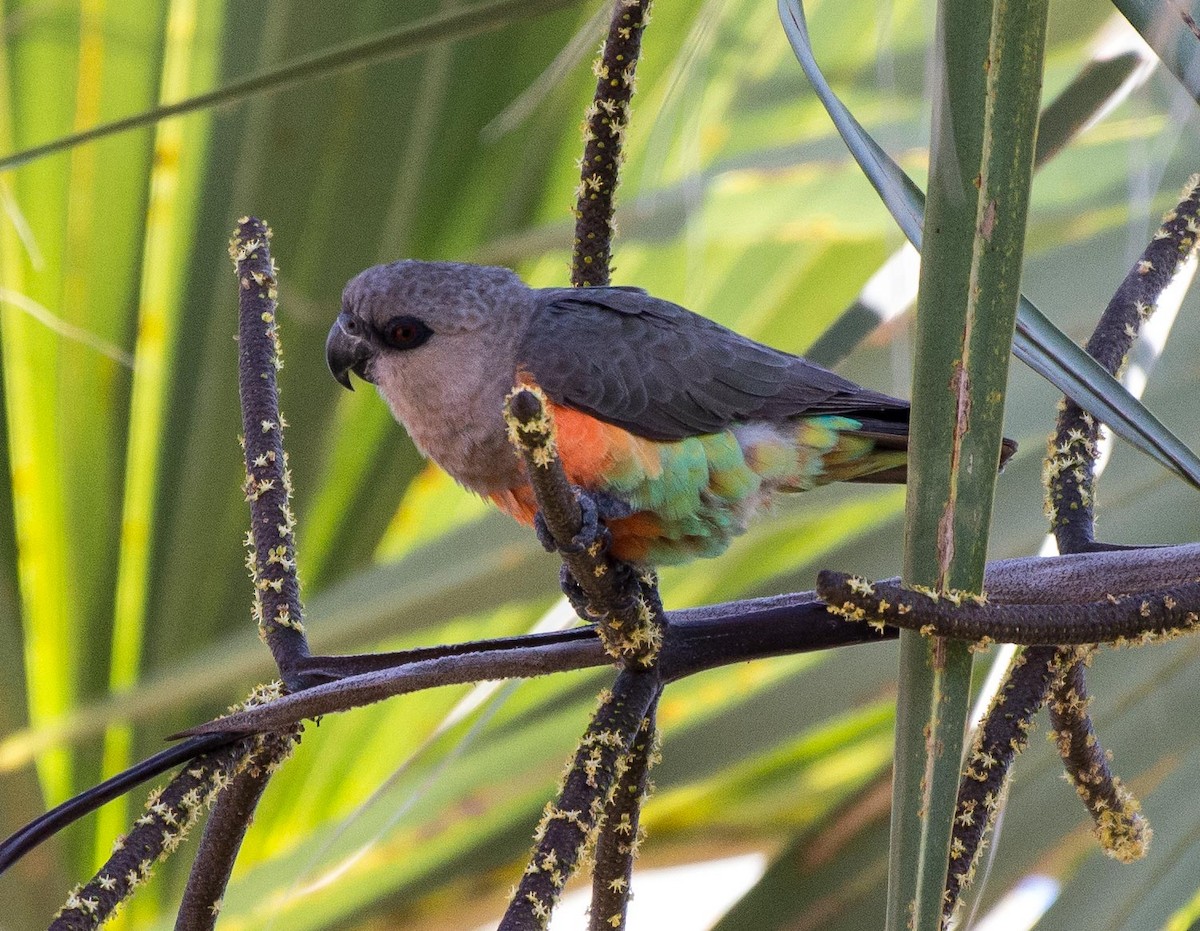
377, 376, 524, 494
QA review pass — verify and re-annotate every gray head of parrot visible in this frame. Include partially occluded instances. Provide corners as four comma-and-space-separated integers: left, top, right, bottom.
325, 259, 537, 492
326, 260, 532, 388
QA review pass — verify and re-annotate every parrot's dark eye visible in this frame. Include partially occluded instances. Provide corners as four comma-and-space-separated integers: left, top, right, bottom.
382, 315, 432, 350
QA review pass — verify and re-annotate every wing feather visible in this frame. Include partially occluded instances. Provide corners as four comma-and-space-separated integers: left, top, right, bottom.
520, 287, 909, 441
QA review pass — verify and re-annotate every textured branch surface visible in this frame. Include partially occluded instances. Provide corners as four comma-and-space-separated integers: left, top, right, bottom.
0, 735, 232, 876
943, 645, 1063, 923
499, 670, 661, 930
1048, 649, 1150, 862
588, 702, 658, 931
175, 727, 301, 930
180, 591, 885, 736
939, 176, 1200, 917
1045, 174, 1200, 549
49, 736, 255, 930
504, 386, 665, 665
819, 571, 1200, 645
172, 542, 1200, 736
230, 217, 311, 686
572, 0, 652, 286
1032, 175, 1200, 886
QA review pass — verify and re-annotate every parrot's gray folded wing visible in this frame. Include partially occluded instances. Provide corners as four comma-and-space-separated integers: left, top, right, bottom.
520, 287, 909, 442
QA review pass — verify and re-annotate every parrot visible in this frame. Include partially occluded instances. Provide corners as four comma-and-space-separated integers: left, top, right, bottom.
326, 260, 1013, 566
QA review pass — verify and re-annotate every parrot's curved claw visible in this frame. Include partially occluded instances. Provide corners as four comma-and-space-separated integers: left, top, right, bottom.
534, 490, 609, 556
569, 490, 603, 553
560, 565, 598, 619
533, 511, 559, 553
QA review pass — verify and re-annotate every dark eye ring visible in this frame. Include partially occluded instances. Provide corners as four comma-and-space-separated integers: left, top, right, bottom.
382, 315, 432, 350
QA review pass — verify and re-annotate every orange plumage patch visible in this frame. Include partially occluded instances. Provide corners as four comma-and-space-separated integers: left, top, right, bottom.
489, 485, 537, 525
492, 401, 669, 561
604, 512, 663, 563
546, 402, 662, 486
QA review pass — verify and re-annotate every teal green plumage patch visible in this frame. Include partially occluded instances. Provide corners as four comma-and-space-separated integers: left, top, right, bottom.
600, 415, 905, 565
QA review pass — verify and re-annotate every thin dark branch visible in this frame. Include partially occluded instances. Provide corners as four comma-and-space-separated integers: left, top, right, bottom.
175, 540, 1200, 735
941, 175, 1200, 921
499, 670, 661, 930
175, 728, 301, 930
571, 0, 652, 286
231, 217, 312, 688
1046, 174, 1200, 549
588, 701, 657, 931
294, 627, 601, 681
0, 735, 232, 876
1047, 650, 1150, 861
818, 570, 1200, 645
9, 542, 1200, 875
1033, 173, 1200, 886
943, 645, 1063, 924
181, 636, 610, 737
176, 594, 889, 737
48, 738, 255, 930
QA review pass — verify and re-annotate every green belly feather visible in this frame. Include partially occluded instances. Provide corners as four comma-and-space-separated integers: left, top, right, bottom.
600, 415, 906, 565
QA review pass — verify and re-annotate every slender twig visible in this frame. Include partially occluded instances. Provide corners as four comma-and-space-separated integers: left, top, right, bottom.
183, 636, 610, 737
11, 541, 1200, 876
175, 728, 301, 930
231, 217, 312, 687
943, 645, 1063, 924
571, 0, 653, 286
940, 169, 1200, 915
173, 539, 1200, 738
498, 670, 661, 930
164, 218, 313, 926
1036, 174, 1200, 871
818, 570, 1200, 645
48, 735, 256, 930
588, 701, 658, 931
0, 735, 231, 876
1045, 174, 1200, 549
1047, 650, 1150, 862
0, 593, 891, 879
176, 594, 888, 737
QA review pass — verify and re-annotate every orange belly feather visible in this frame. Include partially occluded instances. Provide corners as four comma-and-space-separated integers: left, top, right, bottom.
488, 401, 665, 563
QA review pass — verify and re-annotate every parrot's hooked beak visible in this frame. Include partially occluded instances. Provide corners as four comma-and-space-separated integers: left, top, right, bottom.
326, 313, 375, 390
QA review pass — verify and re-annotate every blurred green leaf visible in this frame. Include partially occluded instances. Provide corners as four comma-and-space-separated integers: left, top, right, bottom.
1113, 0, 1200, 103
2, 0, 1200, 927
779, 0, 1200, 490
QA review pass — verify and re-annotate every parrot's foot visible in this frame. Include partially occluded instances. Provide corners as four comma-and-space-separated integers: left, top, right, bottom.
559, 560, 642, 622
533, 510, 558, 553
560, 565, 598, 620
534, 489, 610, 556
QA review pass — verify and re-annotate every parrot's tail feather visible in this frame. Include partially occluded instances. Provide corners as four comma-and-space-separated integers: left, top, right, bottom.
1000, 436, 1019, 468
778, 414, 1017, 489
846, 465, 909, 484
834, 425, 1019, 486
491, 405, 1020, 567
